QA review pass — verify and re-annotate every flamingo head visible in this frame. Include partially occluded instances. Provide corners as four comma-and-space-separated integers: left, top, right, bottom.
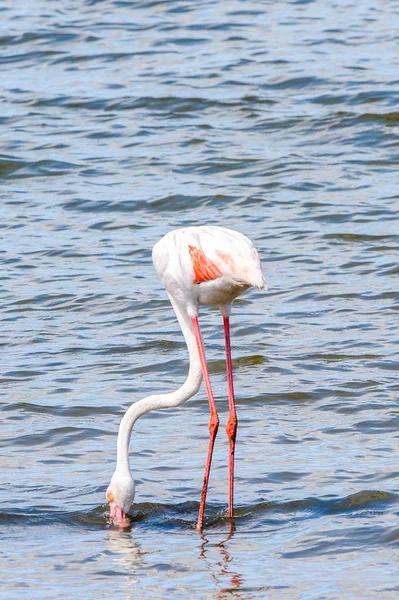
106, 468, 135, 528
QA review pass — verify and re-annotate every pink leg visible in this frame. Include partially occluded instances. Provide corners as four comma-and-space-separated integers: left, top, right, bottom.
223, 316, 237, 519
192, 316, 219, 532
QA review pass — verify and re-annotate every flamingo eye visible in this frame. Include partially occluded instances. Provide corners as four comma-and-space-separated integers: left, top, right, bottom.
107, 494, 114, 502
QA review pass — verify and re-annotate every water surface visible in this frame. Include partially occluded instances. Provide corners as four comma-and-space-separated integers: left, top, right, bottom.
1, 1, 398, 598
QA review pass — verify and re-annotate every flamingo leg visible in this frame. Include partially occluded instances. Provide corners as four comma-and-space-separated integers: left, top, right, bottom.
223, 315, 237, 519
192, 316, 219, 532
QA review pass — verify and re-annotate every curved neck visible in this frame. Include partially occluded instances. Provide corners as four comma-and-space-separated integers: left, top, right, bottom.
116, 298, 202, 471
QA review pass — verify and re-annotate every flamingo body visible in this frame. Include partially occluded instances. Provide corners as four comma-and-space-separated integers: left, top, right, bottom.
106, 226, 266, 529
152, 226, 265, 312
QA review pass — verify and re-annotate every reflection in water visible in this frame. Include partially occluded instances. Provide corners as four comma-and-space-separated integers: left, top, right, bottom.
199, 524, 252, 600
107, 530, 143, 595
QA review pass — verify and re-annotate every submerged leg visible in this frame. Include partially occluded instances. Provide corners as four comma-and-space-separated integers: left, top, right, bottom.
223, 315, 237, 519
192, 316, 219, 532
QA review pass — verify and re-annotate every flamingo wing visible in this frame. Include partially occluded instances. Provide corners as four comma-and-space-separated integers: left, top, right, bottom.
186, 226, 266, 289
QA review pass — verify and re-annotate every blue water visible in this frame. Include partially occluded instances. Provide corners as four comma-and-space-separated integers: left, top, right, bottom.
1, 1, 398, 598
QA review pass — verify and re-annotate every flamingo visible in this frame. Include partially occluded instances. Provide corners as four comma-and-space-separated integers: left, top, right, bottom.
106, 225, 266, 531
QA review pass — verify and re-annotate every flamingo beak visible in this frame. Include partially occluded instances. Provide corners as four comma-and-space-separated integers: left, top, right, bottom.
108, 501, 131, 528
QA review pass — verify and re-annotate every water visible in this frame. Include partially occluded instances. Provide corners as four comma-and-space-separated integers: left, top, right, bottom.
1, 0, 398, 598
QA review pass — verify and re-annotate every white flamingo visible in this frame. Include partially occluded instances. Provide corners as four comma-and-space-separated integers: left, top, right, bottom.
106, 226, 266, 530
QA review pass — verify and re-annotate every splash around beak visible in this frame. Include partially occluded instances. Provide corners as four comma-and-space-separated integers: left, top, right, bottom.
108, 500, 131, 528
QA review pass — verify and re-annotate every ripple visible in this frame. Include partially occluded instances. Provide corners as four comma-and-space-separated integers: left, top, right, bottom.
1, 158, 81, 179
2, 426, 110, 448
2, 491, 397, 535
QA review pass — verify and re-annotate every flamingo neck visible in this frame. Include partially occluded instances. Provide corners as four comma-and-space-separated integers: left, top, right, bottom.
116, 297, 202, 472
